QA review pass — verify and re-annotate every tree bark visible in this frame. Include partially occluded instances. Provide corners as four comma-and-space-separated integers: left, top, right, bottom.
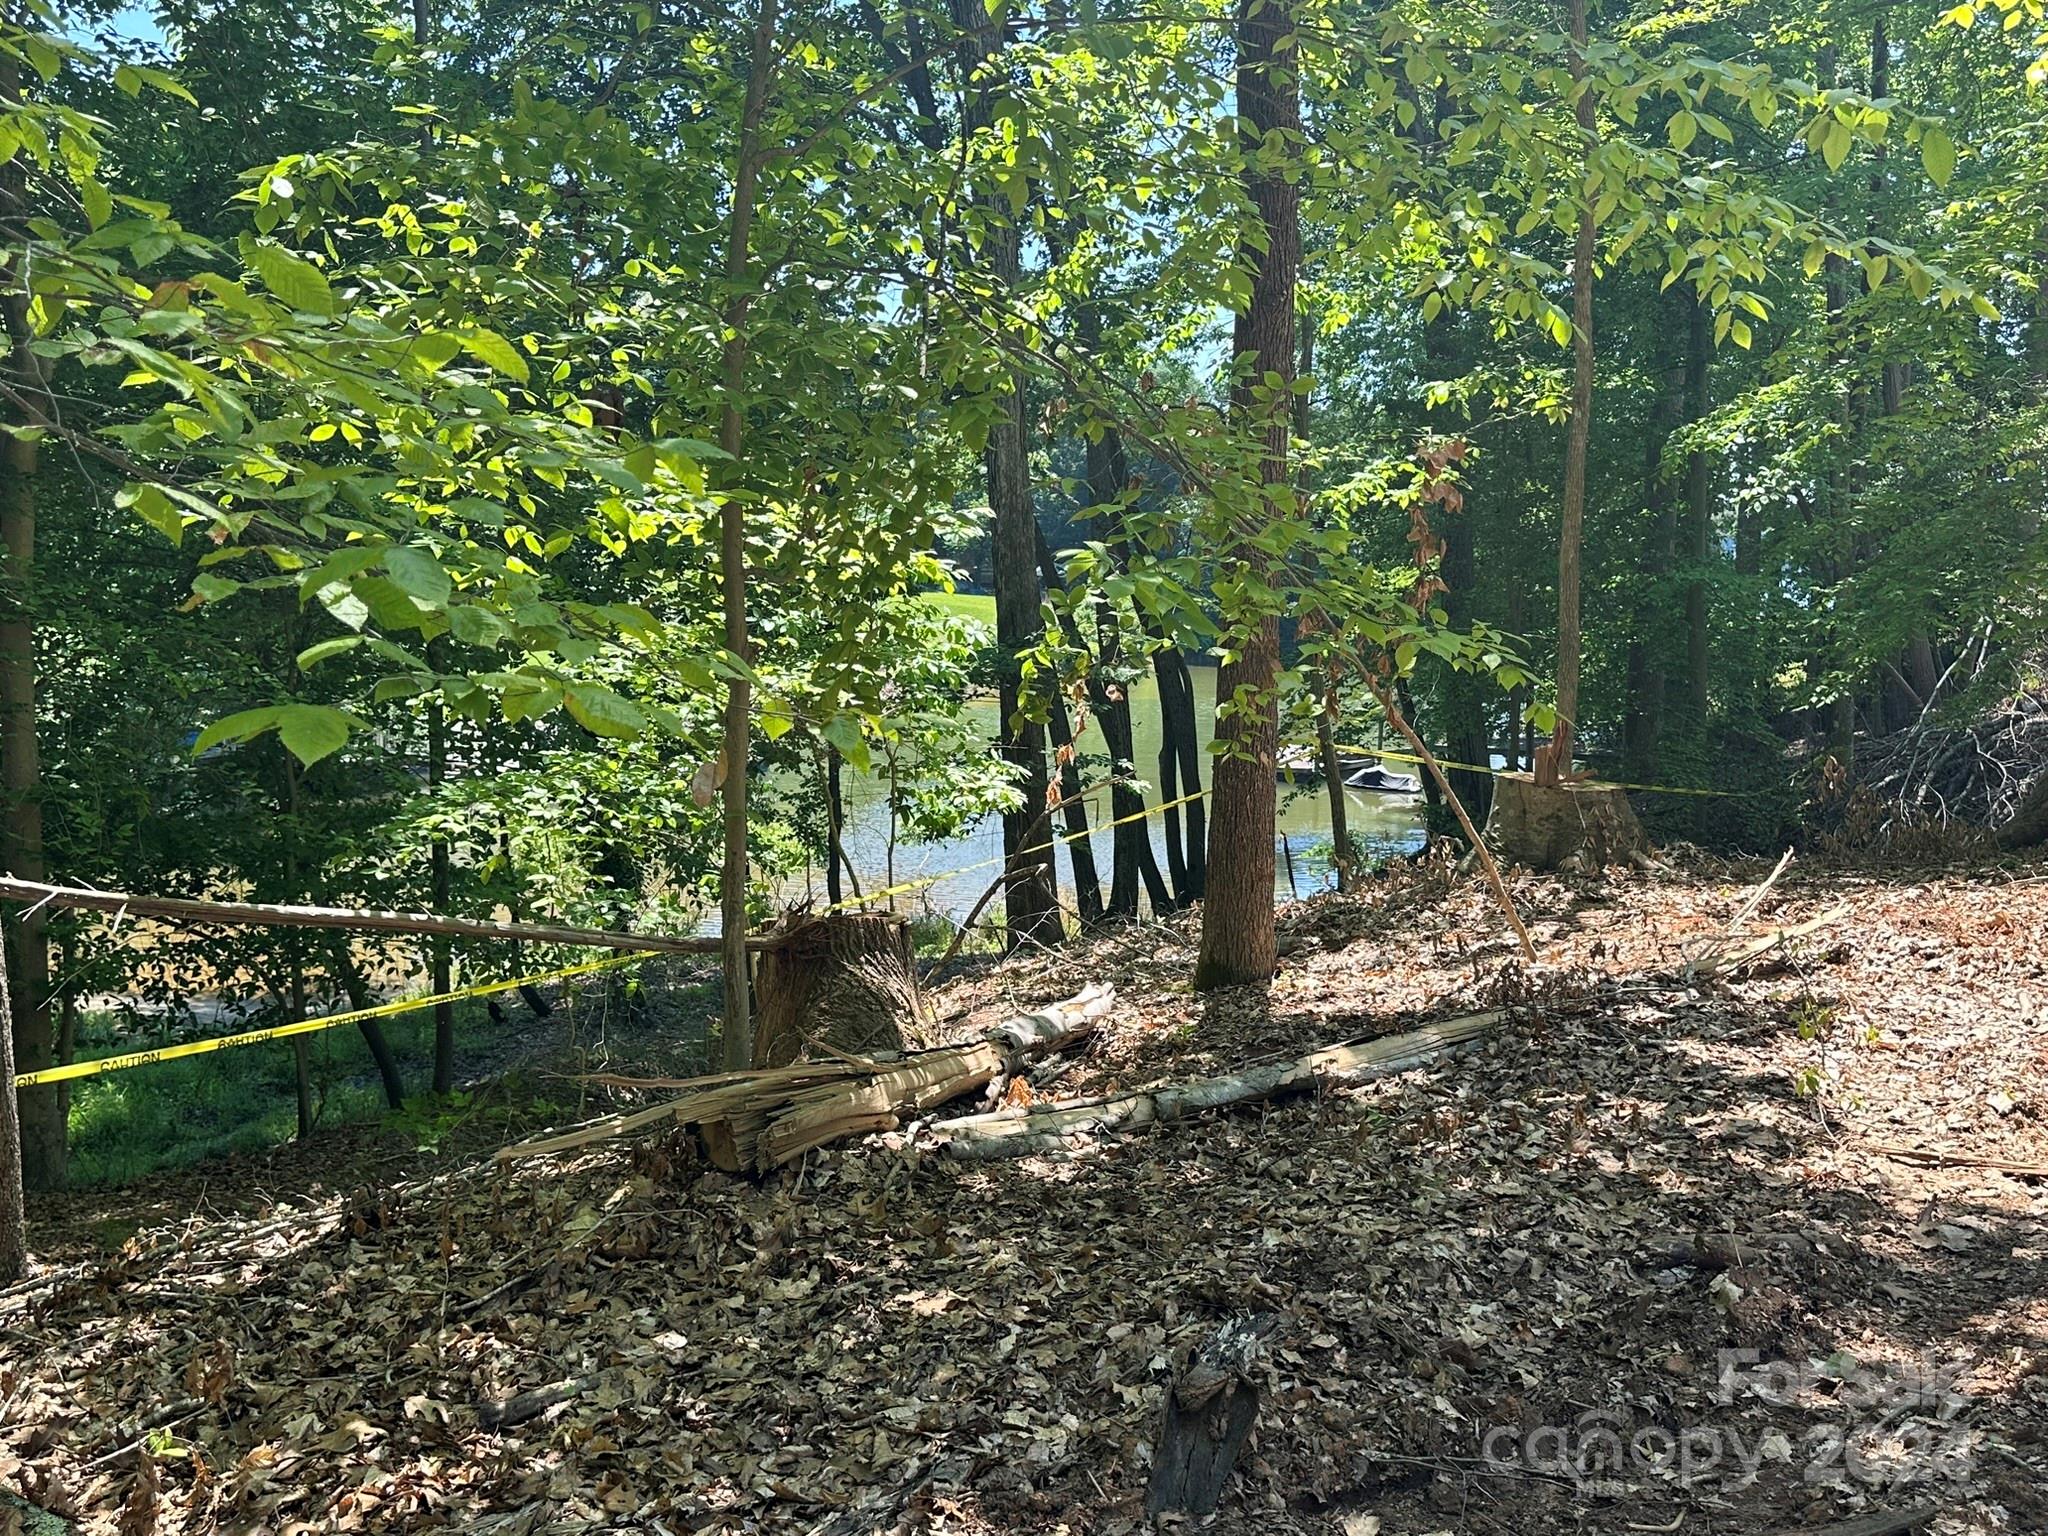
715, 0, 782, 1070
1537, 0, 1596, 787
1152, 644, 1205, 905
1821, 40, 1859, 765
1194, 0, 1298, 991
823, 745, 846, 908
326, 939, 409, 1109
426, 682, 455, 1093
1043, 686, 1103, 925
0, 427, 59, 1192
1148, 1317, 1274, 1517
1086, 536, 1173, 915
0, 922, 22, 1281
1033, 521, 1155, 920
953, 0, 1061, 952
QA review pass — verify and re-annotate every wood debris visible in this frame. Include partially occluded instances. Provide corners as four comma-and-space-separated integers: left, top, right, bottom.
499, 982, 1116, 1171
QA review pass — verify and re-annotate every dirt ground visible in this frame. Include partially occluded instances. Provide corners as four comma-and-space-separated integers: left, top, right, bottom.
4, 849, 2046, 1535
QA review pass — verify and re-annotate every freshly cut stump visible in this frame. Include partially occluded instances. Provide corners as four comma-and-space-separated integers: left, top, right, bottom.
1484, 771, 1650, 871
751, 912, 928, 1067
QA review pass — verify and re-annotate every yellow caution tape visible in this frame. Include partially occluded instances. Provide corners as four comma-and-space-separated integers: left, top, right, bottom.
15, 949, 651, 1088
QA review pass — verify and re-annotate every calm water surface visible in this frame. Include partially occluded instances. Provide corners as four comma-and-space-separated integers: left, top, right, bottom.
777, 665, 1428, 921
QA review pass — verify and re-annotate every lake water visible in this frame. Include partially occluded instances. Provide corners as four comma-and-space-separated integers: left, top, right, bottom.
777, 664, 1428, 922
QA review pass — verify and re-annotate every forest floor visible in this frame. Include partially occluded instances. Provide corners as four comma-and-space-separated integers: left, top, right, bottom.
4, 848, 2047, 1536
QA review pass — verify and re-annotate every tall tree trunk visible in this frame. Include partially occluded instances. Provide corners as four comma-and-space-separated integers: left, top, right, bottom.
427, 683, 454, 1093
1682, 296, 1712, 729
1818, 41, 1860, 763
1152, 645, 1205, 904
1035, 519, 1168, 919
823, 745, 845, 908
1086, 456, 1169, 918
1043, 685, 1103, 925
715, 0, 781, 1069
1194, 0, 1298, 991
1864, 12, 1931, 725
1537, 0, 1597, 786
290, 953, 313, 1140
1412, 88, 1492, 821
1503, 579, 1527, 772
0, 51, 58, 1190
0, 430, 58, 1192
0, 928, 22, 1280
326, 938, 408, 1108
1437, 498, 1492, 818
954, 0, 1060, 951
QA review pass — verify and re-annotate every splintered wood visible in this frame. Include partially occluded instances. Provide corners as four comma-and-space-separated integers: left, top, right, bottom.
499, 983, 1115, 1173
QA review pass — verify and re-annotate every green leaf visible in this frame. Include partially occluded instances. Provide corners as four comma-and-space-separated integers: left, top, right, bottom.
459, 327, 530, 383
1821, 120, 1852, 171
1667, 111, 1698, 151
193, 706, 282, 756
120, 483, 184, 545
249, 243, 335, 316
314, 580, 371, 631
412, 330, 464, 372
296, 636, 362, 670
276, 704, 355, 766
563, 684, 644, 738
1920, 127, 1956, 187
81, 177, 112, 231
384, 546, 454, 606
823, 713, 871, 774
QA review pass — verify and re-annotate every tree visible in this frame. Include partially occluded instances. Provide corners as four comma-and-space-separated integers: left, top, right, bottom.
1194, 0, 1300, 991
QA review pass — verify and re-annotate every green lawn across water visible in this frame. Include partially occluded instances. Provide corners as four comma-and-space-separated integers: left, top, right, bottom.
917, 589, 996, 623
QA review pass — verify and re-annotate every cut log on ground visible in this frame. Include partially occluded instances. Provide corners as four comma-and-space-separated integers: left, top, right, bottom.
752, 911, 927, 1067
1484, 771, 1650, 871
498, 984, 1116, 1173
1146, 1314, 1276, 1516
936, 1009, 1503, 1161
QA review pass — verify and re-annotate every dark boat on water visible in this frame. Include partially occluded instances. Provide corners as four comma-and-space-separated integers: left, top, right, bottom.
1274, 748, 1422, 794
1343, 763, 1422, 795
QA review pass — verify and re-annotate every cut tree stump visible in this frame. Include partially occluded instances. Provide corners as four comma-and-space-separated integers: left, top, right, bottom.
1484, 770, 1650, 871
752, 911, 929, 1067
1146, 1314, 1276, 1516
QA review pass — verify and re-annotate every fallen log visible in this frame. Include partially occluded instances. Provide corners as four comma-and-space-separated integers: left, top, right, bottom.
935, 1009, 1504, 1161
497, 983, 1116, 1172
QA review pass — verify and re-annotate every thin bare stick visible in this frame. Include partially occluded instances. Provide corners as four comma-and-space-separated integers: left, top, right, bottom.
1367, 677, 1536, 961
